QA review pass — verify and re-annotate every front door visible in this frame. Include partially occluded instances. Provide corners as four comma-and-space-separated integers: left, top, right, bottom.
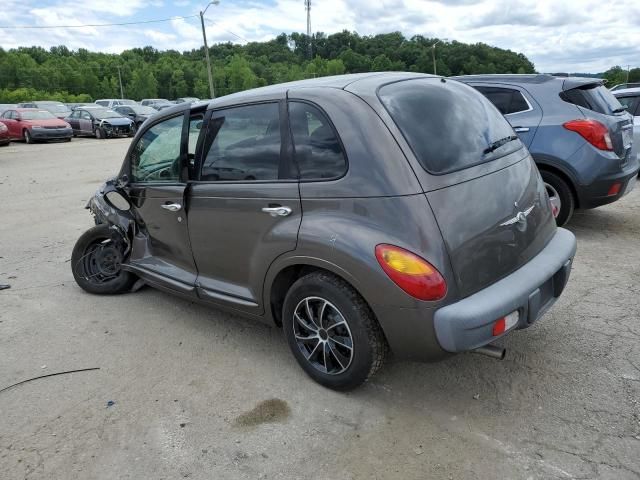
124, 112, 199, 294
1, 111, 18, 138
79, 110, 94, 135
188, 101, 302, 315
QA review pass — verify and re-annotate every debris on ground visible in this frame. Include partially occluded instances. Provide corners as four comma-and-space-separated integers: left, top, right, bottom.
106, 400, 115, 408
0, 284, 10, 291
0, 368, 100, 394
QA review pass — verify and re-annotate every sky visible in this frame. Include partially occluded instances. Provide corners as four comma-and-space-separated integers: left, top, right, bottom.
1, 0, 639, 73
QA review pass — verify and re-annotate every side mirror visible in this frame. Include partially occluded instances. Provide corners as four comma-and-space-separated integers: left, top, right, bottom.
129, 113, 136, 118
104, 190, 131, 211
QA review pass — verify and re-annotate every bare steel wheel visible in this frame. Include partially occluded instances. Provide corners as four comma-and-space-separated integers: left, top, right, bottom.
293, 297, 354, 375
283, 271, 387, 390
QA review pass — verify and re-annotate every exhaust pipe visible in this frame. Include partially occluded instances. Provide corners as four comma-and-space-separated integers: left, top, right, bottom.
473, 344, 506, 360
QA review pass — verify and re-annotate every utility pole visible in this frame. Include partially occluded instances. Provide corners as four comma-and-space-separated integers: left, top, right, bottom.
431, 38, 448, 76
305, 0, 312, 59
200, 1, 220, 99
116, 66, 124, 99
626, 65, 630, 84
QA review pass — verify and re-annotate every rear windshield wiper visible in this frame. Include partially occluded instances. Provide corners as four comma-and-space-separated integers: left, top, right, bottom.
483, 135, 519, 155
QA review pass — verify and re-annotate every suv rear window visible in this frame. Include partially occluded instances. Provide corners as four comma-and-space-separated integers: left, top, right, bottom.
379, 79, 519, 175
560, 84, 624, 115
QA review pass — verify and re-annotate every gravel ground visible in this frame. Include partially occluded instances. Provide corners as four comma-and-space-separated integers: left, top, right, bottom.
1, 138, 639, 480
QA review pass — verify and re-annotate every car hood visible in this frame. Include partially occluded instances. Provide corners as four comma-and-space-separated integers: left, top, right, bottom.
98, 118, 132, 126
25, 118, 70, 128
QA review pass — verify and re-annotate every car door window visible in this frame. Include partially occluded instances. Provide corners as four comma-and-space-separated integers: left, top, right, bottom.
475, 86, 531, 115
130, 115, 184, 183
81, 111, 91, 120
201, 103, 281, 181
617, 96, 640, 116
288, 102, 347, 180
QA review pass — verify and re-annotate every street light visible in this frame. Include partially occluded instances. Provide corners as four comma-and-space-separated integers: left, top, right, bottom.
431, 38, 448, 76
200, 1, 220, 99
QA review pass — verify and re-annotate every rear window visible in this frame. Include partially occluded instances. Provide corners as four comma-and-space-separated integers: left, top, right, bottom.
560, 84, 624, 115
379, 79, 519, 175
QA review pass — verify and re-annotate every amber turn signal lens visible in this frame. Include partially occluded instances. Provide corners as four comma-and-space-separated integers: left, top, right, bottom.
375, 244, 447, 301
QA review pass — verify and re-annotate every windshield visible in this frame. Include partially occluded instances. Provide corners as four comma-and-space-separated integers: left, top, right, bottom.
20, 110, 56, 120
41, 104, 70, 113
117, 99, 137, 106
379, 78, 520, 175
87, 108, 122, 119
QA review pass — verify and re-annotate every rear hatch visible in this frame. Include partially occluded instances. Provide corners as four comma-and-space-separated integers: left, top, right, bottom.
378, 78, 556, 298
560, 79, 634, 164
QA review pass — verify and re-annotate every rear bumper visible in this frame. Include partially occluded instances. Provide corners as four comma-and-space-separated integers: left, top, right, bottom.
433, 228, 577, 353
575, 152, 639, 209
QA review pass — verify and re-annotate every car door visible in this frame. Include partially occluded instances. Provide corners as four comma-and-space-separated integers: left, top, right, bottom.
66, 110, 80, 132
123, 111, 199, 294
1, 110, 18, 138
188, 100, 302, 315
471, 84, 543, 148
79, 110, 94, 135
616, 94, 640, 160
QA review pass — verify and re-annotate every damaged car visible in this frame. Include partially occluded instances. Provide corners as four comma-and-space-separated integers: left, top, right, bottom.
65, 106, 134, 139
71, 73, 577, 390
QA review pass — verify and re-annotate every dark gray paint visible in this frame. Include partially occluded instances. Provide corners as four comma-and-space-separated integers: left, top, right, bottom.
90, 72, 577, 360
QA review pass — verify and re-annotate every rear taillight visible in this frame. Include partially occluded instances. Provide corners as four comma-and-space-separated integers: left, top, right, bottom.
375, 244, 447, 301
563, 119, 613, 151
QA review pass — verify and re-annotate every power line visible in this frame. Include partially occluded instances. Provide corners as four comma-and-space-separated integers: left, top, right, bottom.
203, 19, 249, 43
0, 14, 199, 30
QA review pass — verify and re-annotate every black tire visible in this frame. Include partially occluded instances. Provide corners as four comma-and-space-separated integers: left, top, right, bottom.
71, 224, 136, 295
24, 129, 34, 144
0, 141, 8, 147
65, 137, 72, 142
541, 170, 574, 227
282, 271, 387, 391
95, 127, 105, 140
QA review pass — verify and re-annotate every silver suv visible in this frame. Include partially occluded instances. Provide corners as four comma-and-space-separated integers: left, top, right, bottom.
71, 73, 576, 390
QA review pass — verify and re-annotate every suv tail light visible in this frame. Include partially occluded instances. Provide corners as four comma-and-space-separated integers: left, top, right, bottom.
563, 119, 613, 151
375, 244, 447, 301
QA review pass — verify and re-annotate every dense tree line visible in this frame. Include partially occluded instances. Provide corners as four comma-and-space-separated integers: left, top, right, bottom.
600, 66, 640, 87
0, 31, 537, 102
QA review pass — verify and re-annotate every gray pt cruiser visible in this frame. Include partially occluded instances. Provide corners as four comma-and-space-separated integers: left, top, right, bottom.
71, 73, 577, 390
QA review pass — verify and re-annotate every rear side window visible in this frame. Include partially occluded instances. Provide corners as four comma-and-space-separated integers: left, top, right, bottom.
561, 85, 623, 115
201, 103, 281, 182
379, 79, 519, 175
474, 86, 530, 115
288, 102, 347, 180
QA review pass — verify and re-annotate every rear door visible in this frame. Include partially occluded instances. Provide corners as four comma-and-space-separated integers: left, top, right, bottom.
188, 101, 301, 315
378, 78, 556, 298
470, 84, 542, 147
124, 112, 199, 294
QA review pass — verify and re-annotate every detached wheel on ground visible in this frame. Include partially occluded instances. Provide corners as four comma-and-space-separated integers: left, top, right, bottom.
71, 224, 136, 294
23, 129, 34, 144
541, 170, 574, 227
282, 271, 388, 391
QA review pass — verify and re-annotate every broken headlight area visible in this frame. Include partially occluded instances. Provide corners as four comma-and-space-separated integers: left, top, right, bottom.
86, 178, 135, 255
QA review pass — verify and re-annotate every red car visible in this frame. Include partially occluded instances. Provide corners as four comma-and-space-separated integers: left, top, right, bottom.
0, 122, 9, 146
0, 108, 72, 143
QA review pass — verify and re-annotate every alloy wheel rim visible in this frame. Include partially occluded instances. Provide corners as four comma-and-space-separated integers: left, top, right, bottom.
544, 182, 562, 217
292, 296, 354, 375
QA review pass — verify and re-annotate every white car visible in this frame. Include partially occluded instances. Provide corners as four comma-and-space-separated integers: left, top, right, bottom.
613, 87, 640, 161
94, 99, 138, 108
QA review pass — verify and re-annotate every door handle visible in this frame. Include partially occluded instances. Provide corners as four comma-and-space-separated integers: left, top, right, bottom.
161, 203, 182, 212
261, 206, 292, 217
513, 127, 530, 133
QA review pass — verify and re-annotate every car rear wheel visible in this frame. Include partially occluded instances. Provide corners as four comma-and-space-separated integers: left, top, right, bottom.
23, 129, 34, 144
71, 224, 136, 295
541, 170, 574, 227
282, 271, 388, 391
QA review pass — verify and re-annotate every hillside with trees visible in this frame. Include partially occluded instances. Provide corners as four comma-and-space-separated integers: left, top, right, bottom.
0, 31, 536, 102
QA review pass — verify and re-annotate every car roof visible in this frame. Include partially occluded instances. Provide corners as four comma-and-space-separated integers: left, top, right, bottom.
15, 107, 49, 111
451, 74, 555, 84
612, 87, 640, 96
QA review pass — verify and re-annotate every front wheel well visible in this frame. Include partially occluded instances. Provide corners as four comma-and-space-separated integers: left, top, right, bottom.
536, 163, 580, 209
